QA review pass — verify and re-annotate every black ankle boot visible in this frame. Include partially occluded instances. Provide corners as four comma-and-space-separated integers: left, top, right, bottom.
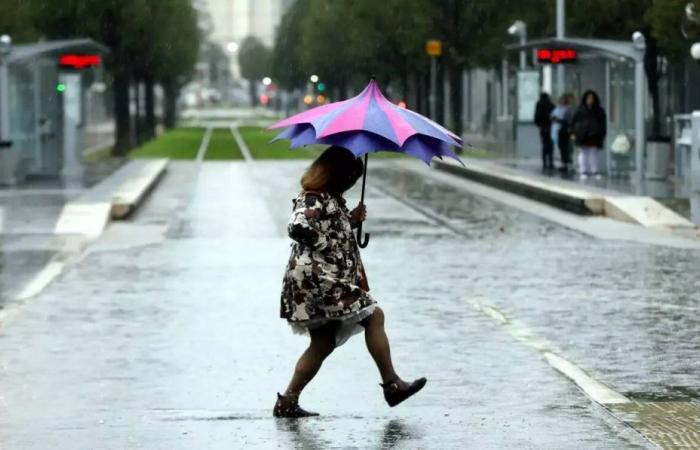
273, 393, 320, 418
381, 377, 427, 407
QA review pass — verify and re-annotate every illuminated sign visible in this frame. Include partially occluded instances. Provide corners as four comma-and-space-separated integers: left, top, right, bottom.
59, 54, 101, 69
537, 48, 577, 64
426, 39, 442, 56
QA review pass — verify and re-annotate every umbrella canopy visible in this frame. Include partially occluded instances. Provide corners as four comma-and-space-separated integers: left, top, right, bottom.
268, 79, 463, 165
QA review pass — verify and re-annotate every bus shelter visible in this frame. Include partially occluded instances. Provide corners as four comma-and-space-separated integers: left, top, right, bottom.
0, 38, 110, 186
506, 37, 646, 181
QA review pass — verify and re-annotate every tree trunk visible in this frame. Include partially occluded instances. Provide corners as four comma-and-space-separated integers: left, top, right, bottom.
415, 72, 425, 116
163, 80, 178, 130
144, 76, 156, 140
644, 31, 662, 137
134, 81, 144, 145
436, 57, 445, 124
449, 63, 464, 145
400, 68, 409, 103
248, 78, 257, 107
112, 72, 131, 156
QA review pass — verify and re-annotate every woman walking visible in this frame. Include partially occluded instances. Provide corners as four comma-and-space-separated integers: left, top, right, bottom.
274, 146, 426, 418
571, 90, 607, 179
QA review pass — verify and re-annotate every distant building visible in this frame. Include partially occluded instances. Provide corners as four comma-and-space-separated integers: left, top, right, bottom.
199, 0, 293, 79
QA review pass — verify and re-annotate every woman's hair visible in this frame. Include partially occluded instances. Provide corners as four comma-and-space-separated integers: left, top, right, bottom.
559, 93, 573, 106
301, 146, 363, 195
581, 90, 601, 108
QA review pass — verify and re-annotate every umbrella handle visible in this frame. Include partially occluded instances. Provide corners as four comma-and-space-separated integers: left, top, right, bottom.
356, 225, 370, 248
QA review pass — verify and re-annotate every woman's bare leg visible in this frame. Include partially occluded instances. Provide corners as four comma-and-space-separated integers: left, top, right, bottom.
361, 307, 399, 384
283, 323, 337, 399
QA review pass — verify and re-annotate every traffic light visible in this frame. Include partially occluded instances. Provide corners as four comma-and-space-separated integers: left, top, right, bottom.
317, 82, 326, 92
56, 83, 66, 92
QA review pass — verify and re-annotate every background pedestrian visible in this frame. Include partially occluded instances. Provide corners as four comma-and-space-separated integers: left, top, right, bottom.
571, 90, 607, 179
534, 93, 556, 172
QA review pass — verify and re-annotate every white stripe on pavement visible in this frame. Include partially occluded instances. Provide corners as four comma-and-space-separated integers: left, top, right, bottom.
467, 296, 631, 405
196, 126, 214, 162
230, 126, 253, 162
14, 261, 66, 301
544, 352, 630, 405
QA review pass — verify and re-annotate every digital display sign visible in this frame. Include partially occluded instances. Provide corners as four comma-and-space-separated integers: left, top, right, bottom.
537, 48, 577, 64
59, 54, 101, 69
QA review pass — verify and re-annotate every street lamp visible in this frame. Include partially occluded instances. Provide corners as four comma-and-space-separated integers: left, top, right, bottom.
687, 2, 700, 23
507, 20, 527, 70
310, 74, 319, 83
226, 41, 239, 54
691, 42, 700, 61
631, 31, 646, 188
0, 35, 11, 57
632, 31, 646, 51
262, 76, 272, 86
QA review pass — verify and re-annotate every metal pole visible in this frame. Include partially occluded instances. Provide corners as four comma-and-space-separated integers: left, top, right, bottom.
556, 0, 565, 96
519, 35, 527, 70
356, 154, 370, 248
429, 56, 437, 121
502, 58, 509, 117
0, 61, 9, 142
604, 60, 612, 176
690, 111, 700, 224
634, 58, 645, 191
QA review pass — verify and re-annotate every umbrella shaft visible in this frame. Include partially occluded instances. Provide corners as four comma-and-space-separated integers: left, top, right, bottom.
360, 154, 368, 205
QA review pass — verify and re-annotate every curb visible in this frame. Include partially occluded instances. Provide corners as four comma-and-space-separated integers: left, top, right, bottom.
434, 159, 604, 215
111, 159, 169, 219
434, 158, 693, 230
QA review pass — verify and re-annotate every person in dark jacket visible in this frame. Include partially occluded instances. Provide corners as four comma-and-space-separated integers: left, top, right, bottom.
534, 92, 555, 171
570, 90, 607, 178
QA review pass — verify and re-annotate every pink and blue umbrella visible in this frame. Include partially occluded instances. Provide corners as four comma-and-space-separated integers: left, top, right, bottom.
269, 79, 463, 165
268, 79, 464, 247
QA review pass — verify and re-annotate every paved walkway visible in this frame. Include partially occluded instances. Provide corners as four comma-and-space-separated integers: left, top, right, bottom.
3, 160, 695, 448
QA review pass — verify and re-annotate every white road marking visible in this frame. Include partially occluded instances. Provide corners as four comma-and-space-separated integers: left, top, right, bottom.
467, 296, 631, 405
230, 125, 253, 162
196, 126, 214, 162
0, 206, 4, 233
544, 352, 631, 405
14, 260, 66, 301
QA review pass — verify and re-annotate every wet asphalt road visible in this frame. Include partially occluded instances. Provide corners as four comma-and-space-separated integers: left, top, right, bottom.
1, 160, 697, 448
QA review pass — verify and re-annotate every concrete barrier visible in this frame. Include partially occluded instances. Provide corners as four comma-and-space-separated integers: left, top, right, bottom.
110, 159, 168, 219
54, 159, 169, 238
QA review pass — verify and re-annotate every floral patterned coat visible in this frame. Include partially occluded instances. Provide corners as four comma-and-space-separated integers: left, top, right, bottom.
280, 191, 376, 331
